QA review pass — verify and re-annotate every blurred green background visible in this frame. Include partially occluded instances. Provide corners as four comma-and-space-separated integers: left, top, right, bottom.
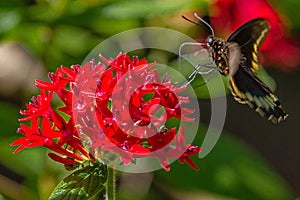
0, 0, 299, 199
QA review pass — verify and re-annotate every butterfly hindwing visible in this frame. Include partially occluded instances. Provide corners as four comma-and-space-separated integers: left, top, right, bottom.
229, 65, 287, 124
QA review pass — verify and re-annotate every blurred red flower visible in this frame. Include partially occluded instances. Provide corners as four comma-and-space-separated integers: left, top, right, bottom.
209, 0, 300, 69
11, 53, 200, 171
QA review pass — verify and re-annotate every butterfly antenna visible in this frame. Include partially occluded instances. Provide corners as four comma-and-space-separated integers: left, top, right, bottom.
193, 13, 214, 37
182, 15, 202, 27
179, 14, 209, 58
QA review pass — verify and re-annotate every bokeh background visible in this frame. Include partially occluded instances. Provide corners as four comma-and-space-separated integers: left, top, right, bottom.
0, 0, 299, 199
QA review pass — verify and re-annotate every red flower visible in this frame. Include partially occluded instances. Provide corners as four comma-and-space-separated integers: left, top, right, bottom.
208, 0, 300, 69
153, 126, 200, 171
11, 53, 200, 171
11, 65, 93, 166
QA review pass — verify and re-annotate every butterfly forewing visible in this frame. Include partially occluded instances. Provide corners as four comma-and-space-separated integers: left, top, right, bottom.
227, 18, 270, 75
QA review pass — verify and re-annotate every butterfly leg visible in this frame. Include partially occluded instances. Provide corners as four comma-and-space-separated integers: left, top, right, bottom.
193, 48, 210, 57
178, 42, 207, 58
193, 68, 219, 87
195, 63, 218, 76
181, 64, 217, 87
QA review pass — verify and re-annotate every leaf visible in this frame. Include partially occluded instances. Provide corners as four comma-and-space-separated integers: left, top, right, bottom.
49, 163, 107, 200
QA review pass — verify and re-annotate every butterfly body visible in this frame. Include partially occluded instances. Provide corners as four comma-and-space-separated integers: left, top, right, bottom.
206, 36, 229, 75
204, 18, 288, 124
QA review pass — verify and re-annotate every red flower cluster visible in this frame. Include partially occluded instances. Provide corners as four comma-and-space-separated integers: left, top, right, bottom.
209, 0, 300, 69
11, 53, 200, 171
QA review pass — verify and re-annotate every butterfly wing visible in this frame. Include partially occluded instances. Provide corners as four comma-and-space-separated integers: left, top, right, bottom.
226, 18, 287, 124
229, 65, 287, 124
227, 18, 269, 75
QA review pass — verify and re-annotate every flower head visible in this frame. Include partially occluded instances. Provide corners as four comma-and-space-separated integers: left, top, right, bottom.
11, 53, 200, 171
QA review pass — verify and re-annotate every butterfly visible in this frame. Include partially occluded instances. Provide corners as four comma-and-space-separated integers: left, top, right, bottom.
181, 13, 288, 124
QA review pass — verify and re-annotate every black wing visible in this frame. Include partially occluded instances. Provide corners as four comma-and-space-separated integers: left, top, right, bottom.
227, 18, 288, 124
229, 65, 288, 124
227, 18, 269, 75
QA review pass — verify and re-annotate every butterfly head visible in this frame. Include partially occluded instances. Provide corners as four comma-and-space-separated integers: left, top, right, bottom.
206, 36, 224, 49
206, 36, 214, 47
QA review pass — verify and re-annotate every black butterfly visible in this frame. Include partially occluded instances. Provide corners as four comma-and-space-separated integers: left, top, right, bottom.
182, 14, 288, 124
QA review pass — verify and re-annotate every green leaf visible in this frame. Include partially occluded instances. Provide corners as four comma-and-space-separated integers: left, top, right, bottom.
49, 163, 107, 200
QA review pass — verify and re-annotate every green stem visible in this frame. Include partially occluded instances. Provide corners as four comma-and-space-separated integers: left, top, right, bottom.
106, 167, 116, 200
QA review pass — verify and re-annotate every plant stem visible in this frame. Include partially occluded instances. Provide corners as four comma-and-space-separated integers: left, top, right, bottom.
106, 167, 116, 200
